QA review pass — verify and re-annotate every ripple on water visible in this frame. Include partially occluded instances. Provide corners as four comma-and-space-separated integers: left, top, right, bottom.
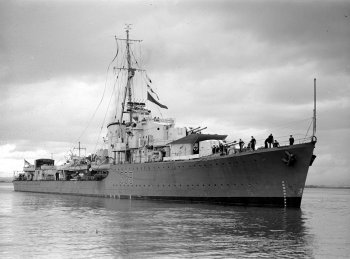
1, 184, 350, 258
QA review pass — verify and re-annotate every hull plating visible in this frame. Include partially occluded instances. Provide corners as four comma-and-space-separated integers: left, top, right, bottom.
13, 143, 314, 207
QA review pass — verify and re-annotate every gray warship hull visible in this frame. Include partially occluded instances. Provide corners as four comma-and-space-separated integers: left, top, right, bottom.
13, 142, 315, 207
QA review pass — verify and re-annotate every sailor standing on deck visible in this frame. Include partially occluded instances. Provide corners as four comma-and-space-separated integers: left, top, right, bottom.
239, 139, 244, 152
219, 141, 224, 154
289, 135, 295, 145
212, 144, 216, 154
267, 134, 274, 148
250, 136, 256, 151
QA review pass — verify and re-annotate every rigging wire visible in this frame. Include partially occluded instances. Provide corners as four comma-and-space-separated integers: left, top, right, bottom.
155, 105, 163, 118
115, 50, 128, 120
130, 47, 142, 101
113, 43, 128, 120
269, 117, 312, 130
237, 117, 313, 143
253, 117, 312, 137
139, 40, 144, 101
304, 118, 313, 139
131, 46, 150, 102
76, 38, 120, 143
94, 71, 120, 152
92, 39, 128, 151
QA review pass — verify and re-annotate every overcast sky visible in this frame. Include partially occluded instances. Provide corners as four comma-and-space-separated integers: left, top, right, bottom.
1, 0, 349, 186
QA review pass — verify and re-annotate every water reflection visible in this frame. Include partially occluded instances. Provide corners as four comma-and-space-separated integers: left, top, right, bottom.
1, 185, 314, 258
59, 195, 314, 258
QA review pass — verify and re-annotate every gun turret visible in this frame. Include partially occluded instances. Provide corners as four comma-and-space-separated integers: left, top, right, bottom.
192, 126, 207, 134
188, 126, 201, 134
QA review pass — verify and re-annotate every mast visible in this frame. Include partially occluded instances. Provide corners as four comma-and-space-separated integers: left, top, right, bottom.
74, 142, 86, 157
115, 25, 142, 124
312, 78, 316, 137
126, 27, 133, 122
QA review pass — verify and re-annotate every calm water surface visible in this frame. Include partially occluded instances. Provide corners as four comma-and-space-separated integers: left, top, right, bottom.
0, 183, 349, 258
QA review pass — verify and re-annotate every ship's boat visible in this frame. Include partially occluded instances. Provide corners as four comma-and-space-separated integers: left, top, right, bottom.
13, 28, 317, 207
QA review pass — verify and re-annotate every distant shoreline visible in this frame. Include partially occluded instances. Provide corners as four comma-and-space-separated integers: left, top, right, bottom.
305, 185, 350, 189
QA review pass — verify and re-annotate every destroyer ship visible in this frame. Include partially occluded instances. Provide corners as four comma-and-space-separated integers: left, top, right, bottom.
13, 28, 317, 207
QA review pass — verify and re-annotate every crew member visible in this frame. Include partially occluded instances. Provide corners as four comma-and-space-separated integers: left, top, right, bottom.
219, 142, 224, 154
267, 134, 274, 148
250, 136, 256, 151
193, 143, 199, 154
273, 140, 280, 148
239, 139, 244, 152
289, 135, 294, 145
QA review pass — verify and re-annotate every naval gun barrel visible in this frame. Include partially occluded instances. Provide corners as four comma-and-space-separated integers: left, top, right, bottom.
192, 126, 207, 134
188, 126, 201, 134
225, 141, 237, 146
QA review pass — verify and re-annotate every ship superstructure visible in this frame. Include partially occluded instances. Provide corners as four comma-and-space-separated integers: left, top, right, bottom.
13, 28, 317, 207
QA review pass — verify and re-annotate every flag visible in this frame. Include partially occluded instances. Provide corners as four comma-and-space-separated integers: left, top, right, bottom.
147, 92, 168, 109
146, 74, 152, 84
147, 84, 160, 100
24, 159, 31, 168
